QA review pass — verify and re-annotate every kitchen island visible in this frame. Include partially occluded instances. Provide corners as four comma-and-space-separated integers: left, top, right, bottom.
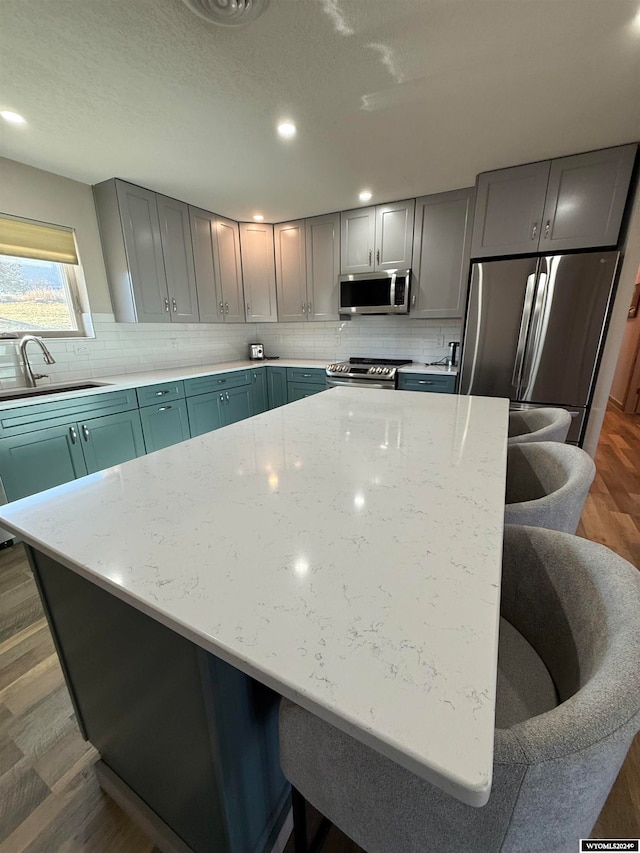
0, 388, 508, 851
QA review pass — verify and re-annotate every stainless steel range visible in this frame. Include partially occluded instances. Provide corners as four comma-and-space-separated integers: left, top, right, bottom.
326, 357, 412, 390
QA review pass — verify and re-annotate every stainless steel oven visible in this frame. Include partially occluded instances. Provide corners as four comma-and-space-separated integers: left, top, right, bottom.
326, 358, 412, 389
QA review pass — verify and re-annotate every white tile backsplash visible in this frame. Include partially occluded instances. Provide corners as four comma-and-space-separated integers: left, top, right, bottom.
2, 313, 461, 388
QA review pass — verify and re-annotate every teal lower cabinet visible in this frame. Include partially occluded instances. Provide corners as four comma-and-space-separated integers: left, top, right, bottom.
139, 400, 191, 453
187, 385, 252, 438
287, 382, 326, 403
397, 373, 456, 394
286, 367, 327, 404
187, 391, 223, 438
266, 367, 287, 409
223, 385, 252, 426
78, 411, 145, 474
0, 410, 146, 502
249, 369, 268, 415
0, 424, 88, 502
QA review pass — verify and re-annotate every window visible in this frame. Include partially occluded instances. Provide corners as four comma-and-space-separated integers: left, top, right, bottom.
0, 215, 91, 338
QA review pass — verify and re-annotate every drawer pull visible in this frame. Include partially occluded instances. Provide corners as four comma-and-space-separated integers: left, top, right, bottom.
217, 379, 227, 384
417, 380, 433, 385
155, 389, 170, 396
158, 406, 172, 412
301, 373, 312, 378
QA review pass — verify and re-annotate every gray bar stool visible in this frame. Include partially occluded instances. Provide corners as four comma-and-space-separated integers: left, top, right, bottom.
279, 526, 640, 853
504, 441, 595, 534
508, 407, 572, 445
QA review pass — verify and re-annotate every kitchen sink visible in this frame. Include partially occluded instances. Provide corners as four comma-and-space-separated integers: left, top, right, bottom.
0, 381, 113, 403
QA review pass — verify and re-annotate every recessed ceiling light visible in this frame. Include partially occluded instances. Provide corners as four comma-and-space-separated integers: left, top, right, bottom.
359, 190, 372, 202
0, 110, 26, 125
277, 121, 296, 139
253, 214, 264, 221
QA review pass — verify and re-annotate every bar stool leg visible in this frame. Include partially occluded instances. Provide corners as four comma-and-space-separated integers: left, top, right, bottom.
292, 787, 308, 853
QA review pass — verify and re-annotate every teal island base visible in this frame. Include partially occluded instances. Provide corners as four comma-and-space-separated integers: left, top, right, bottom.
27, 546, 291, 853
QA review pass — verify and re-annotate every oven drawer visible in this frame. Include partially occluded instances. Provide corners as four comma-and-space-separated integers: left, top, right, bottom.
397, 373, 456, 394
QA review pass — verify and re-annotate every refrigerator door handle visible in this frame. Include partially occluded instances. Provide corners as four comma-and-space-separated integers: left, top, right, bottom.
511, 273, 537, 392
519, 271, 549, 397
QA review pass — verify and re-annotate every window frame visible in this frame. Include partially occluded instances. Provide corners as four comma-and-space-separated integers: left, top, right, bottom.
0, 255, 94, 340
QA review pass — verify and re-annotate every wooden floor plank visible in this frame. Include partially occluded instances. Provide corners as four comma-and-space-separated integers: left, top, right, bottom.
0, 406, 638, 851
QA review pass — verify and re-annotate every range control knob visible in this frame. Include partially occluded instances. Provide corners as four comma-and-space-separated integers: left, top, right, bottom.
376, 367, 383, 374
383, 367, 390, 374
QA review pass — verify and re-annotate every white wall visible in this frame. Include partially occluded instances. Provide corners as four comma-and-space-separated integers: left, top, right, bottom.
0, 157, 460, 388
583, 181, 640, 455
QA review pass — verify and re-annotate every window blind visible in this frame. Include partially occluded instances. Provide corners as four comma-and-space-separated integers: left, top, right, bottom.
0, 215, 78, 264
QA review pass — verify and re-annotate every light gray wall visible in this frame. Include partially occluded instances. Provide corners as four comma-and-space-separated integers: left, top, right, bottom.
583, 181, 640, 456
0, 156, 113, 314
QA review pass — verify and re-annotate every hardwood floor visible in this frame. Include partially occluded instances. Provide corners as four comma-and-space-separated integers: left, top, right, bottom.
0, 405, 638, 852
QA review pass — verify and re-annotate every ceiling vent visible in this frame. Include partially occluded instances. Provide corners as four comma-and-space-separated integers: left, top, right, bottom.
182, 0, 271, 26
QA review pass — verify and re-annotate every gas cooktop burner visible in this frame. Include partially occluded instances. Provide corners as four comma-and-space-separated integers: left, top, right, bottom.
326, 357, 412, 385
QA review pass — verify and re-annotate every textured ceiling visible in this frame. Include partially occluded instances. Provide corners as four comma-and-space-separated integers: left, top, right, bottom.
1, 0, 639, 222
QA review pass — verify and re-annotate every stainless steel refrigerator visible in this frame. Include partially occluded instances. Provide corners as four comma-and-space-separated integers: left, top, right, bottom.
458, 251, 619, 443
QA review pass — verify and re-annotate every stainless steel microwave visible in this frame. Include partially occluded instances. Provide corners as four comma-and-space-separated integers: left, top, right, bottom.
339, 269, 411, 315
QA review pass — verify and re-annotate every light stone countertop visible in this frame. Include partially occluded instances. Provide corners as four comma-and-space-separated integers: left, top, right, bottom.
0, 359, 457, 411
0, 387, 507, 806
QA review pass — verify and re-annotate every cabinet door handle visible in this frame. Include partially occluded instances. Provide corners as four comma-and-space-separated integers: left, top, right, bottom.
172, 298, 177, 312
158, 405, 172, 412
544, 220, 551, 238
219, 394, 225, 403
155, 389, 170, 396
302, 302, 306, 313
246, 303, 251, 314
69, 426, 78, 444
219, 301, 224, 315
531, 222, 538, 240
225, 392, 230, 402
164, 297, 170, 312
307, 301, 312, 314
225, 302, 229, 314
376, 249, 380, 265
82, 424, 90, 441
411, 294, 416, 307
368, 250, 372, 266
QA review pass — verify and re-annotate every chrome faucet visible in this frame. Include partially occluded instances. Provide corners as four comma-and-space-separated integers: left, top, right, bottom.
18, 335, 56, 387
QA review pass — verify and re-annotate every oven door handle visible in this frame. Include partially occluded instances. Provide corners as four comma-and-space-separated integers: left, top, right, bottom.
327, 378, 394, 390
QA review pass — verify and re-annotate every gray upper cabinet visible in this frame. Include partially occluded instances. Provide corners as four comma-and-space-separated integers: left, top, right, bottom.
190, 208, 244, 324
375, 200, 415, 270
94, 180, 170, 323
471, 143, 637, 258
214, 214, 244, 323
156, 195, 199, 322
274, 221, 307, 322
94, 179, 198, 323
538, 144, 637, 253
305, 213, 340, 321
275, 215, 340, 323
341, 200, 415, 273
411, 187, 474, 319
471, 162, 551, 259
239, 222, 278, 323
341, 207, 376, 274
